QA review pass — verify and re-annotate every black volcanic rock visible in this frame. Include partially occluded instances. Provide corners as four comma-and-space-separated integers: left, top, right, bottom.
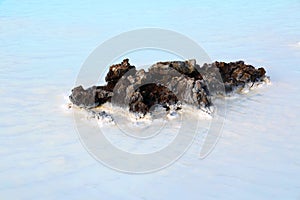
69, 85, 113, 109
110, 59, 212, 114
154, 59, 203, 80
129, 84, 179, 115
69, 58, 268, 116
69, 59, 135, 108
214, 61, 266, 92
104, 58, 136, 91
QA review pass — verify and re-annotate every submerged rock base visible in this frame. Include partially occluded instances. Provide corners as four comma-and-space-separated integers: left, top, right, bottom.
69, 59, 268, 117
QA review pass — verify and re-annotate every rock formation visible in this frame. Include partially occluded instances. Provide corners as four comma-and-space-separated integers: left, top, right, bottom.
69, 59, 268, 116
206, 61, 266, 93
69, 85, 113, 109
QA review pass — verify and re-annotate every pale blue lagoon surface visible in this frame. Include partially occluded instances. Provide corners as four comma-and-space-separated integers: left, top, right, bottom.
0, 0, 300, 199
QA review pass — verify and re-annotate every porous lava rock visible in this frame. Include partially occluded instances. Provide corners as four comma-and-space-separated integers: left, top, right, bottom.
69, 59, 268, 115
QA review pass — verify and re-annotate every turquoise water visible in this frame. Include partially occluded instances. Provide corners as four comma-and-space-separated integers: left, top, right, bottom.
0, 0, 300, 199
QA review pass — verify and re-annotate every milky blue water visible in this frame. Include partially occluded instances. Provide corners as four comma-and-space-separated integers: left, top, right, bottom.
0, 0, 300, 199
